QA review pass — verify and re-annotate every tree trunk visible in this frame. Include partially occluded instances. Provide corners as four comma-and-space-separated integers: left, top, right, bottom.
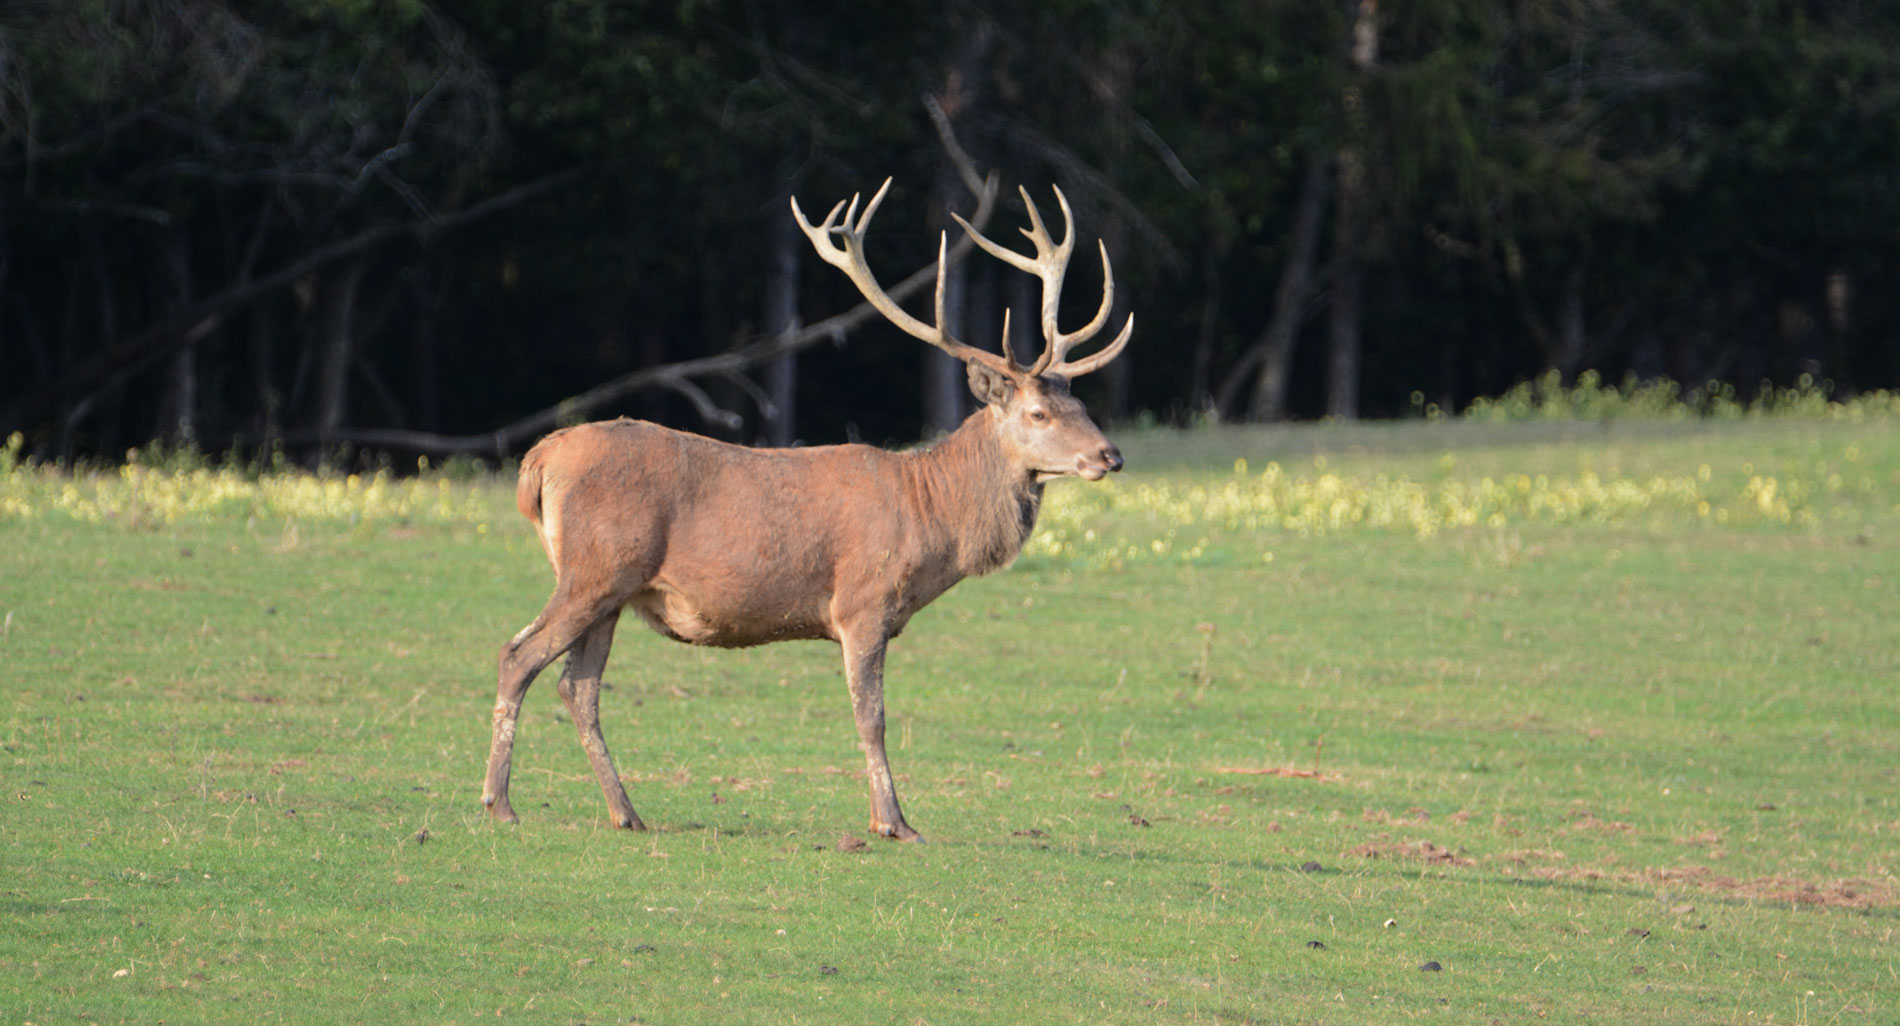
411, 258, 441, 434
1095, 209, 1133, 422
923, 14, 994, 438
91, 232, 125, 457
1776, 274, 1825, 384
762, 184, 802, 447
1554, 259, 1586, 379
1508, 247, 1589, 381
154, 230, 198, 447
1326, 239, 1361, 419
313, 258, 366, 448
969, 255, 1000, 363
925, 149, 971, 435
249, 300, 281, 451
1327, 0, 1378, 421
921, 251, 966, 435
1007, 271, 1038, 374
1188, 232, 1223, 417
1228, 155, 1330, 421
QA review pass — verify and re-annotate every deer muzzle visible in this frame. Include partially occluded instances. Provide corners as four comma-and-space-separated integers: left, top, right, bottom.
1075, 444, 1124, 481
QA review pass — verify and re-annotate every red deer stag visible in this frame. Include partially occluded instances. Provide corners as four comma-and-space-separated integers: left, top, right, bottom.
482, 179, 1132, 841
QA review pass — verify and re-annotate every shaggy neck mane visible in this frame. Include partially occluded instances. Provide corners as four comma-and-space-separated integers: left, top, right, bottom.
903, 411, 1043, 577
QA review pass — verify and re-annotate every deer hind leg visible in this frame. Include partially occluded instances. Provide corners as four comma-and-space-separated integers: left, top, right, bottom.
484, 584, 619, 823
839, 625, 922, 842
554, 616, 644, 830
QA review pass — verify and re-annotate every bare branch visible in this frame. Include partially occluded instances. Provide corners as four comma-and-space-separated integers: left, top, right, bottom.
1063, 51, 1199, 191
656, 373, 744, 433
33, 197, 175, 225
720, 369, 779, 421
923, 93, 987, 199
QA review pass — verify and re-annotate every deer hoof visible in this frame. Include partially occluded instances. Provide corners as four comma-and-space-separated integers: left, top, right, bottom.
615, 814, 647, 831
875, 822, 925, 843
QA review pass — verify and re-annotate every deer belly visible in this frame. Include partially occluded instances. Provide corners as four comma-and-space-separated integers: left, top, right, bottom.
626, 585, 830, 648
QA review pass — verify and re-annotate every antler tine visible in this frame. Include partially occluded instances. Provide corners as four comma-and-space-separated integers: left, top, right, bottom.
792, 179, 1008, 371
1018, 184, 1074, 259
790, 193, 843, 251
849, 177, 892, 235
1045, 240, 1116, 367
815, 198, 847, 234
951, 212, 1037, 277
933, 232, 950, 341
1055, 311, 1134, 378
998, 307, 1018, 369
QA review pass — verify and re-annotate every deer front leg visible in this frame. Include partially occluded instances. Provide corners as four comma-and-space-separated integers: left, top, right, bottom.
839, 626, 922, 842
554, 616, 645, 830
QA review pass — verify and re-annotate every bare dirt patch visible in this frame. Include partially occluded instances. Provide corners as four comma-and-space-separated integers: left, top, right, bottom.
1362, 807, 1432, 826
1500, 848, 1567, 864
1213, 766, 1342, 781
1346, 839, 1475, 867
1645, 865, 1894, 910
1506, 861, 1897, 910
1568, 812, 1637, 834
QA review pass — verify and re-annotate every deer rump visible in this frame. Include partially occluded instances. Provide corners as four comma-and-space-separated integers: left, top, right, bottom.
515, 417, 1036, 650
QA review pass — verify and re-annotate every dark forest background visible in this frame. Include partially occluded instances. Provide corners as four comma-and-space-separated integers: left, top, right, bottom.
3, 0, 1897, 463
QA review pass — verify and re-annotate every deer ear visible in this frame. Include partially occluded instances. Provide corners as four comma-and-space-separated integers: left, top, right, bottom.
966, 361, 1018, 407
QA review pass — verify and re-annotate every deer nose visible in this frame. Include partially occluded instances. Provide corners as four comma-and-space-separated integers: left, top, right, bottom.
1101, 444, 1124, 473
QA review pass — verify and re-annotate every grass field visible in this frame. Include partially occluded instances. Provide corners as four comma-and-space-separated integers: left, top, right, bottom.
3, 406, 1898, 1024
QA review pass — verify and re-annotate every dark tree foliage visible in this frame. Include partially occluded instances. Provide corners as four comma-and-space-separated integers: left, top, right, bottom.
3, 0, 1897, 462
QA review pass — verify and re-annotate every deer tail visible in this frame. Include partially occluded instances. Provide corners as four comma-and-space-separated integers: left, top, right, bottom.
515, 444, 548, 527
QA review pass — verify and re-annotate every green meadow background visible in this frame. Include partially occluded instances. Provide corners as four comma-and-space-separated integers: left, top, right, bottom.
3, 394, 1897, 1024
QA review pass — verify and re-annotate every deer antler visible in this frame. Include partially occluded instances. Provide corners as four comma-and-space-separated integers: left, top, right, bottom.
951, 185, 1133, 378
792, 179, 1011, 374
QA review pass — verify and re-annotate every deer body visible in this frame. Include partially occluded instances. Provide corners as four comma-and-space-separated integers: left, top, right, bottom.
516, 413, 1041, 651
483, 180, 1131, 841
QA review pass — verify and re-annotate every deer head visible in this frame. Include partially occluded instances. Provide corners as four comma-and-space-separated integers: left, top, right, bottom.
793, 180, 1131, 482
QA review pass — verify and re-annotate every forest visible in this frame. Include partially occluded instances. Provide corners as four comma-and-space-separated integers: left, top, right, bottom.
2, 0, 1896, 461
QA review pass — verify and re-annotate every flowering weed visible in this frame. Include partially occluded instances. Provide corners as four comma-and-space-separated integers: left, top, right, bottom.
1, 433, 498, 528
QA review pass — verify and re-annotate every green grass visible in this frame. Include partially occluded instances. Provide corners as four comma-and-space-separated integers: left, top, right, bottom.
3, 416, 1897, 1024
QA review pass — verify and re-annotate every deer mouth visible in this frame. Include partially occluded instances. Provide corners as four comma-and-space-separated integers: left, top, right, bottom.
1037, 459, 1114, 483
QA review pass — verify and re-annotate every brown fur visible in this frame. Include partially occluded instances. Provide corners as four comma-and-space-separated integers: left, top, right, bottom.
521, 413, 1040, 648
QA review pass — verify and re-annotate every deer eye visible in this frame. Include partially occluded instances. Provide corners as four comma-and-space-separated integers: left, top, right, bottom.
1029, 409, 1048, 423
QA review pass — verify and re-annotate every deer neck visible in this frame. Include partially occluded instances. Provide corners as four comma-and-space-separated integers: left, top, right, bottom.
906, 410, 1043, 577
